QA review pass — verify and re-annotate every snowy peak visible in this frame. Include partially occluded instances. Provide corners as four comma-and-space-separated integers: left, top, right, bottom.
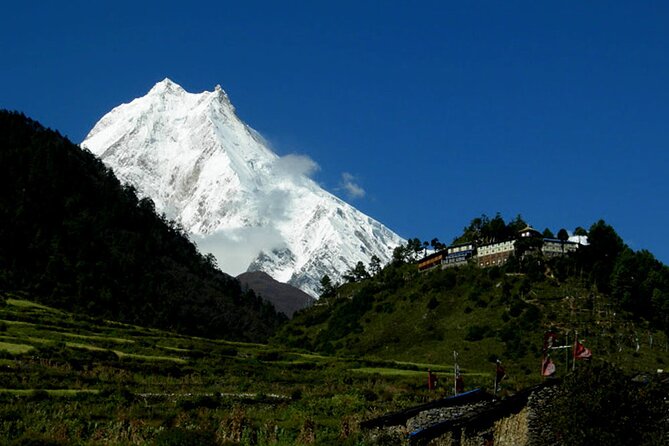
82, 80, 405, 296
213, 84, 235, 111
148, 77, 185, 96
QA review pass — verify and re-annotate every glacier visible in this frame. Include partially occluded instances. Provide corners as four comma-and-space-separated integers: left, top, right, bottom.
82, 78, 405, 297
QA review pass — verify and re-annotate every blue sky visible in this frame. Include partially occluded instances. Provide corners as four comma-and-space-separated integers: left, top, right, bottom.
2, 1, 668, 263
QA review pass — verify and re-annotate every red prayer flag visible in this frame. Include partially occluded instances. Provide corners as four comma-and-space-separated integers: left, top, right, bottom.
496, 361, 506, 382
455, 375, 465, 393
427, 370, 437, 391
573, 340, 592, 360
543, 331, 558, 352
541, 357, 556, 377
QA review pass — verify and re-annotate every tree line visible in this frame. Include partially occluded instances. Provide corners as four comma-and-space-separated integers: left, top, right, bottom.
0, 111, 286, 341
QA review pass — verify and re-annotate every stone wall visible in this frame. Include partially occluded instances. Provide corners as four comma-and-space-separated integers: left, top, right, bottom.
525, 383, 561, 446
491, 406, 529, 446
423, 407, 529, 446
406, 386, 555, 446
367, 379, 668, 445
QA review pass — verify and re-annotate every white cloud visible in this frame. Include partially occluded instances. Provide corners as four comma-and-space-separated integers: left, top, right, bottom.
340, 172, 366, 199
194, 227, 286, 276
274, 154, 320, 178
255, 188, 291, 221
193, 185, 297, 276
193, 156, 314, 276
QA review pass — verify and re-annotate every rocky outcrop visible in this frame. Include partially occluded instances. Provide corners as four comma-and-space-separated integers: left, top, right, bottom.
237, 271, 314, 317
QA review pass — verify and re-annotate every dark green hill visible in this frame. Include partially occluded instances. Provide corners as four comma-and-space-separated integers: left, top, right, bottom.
0, 111, 285, 341
274, 216, 669, 385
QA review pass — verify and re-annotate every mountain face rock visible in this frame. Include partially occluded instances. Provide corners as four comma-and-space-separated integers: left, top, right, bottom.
237, 271, 315, 318
82, 79, 404, 297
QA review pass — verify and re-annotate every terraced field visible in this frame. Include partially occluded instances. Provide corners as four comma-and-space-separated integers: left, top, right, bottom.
0, 294, 475, 445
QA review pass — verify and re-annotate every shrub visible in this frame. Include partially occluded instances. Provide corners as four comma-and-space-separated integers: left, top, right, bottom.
467, 289, 482, 303
519, 304, 540, 327
544, 363, 668, 445
465, 324, 492, 341
177, 395, 220, 411
255, 350, 282, 361
361, 388, 378, 402
509, 301, 525, 317
10, 432, 64, 446
291, 388, 303, 400
28, 390, 50, 402
186, 349, 205, 359
153, 428, 217, 446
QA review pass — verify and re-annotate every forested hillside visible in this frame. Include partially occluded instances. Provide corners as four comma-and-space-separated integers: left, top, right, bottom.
275, 215, 669, 384
0, 111, 285, 341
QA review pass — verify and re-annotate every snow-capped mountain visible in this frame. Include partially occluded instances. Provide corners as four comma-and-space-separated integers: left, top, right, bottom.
82, 78, 404, 297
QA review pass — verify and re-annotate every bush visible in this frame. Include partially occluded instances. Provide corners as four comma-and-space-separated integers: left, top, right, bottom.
509, 301, 525, 317
465, 324, 492, 341
291, 388, 303, 400
10, 432, 64, 446
153, 427, 217, 446
544, 363, 668, 445
255, 350, 282, 361
177, 395, 221, 411
519, 304, 540, 327
360, 388, 378, 402
218, 347, 238, 357
27, 390, 50, 402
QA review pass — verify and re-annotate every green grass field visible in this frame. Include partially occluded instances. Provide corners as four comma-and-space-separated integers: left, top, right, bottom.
0, 294, 449, 445
2, 285, 667, 445
0, 341, 34, 354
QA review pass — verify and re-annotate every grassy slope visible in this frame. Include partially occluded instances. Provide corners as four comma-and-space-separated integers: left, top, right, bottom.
1, 276, 667, 444
0, 293, 469, 445
275, 263, 669, 389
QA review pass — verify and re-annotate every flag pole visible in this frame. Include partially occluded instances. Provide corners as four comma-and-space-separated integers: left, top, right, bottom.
541, 335, 544, 380
565, 329, 569, 372
453, 351, 458, 396
494, 364, 497, 396
572, 330, 577, 371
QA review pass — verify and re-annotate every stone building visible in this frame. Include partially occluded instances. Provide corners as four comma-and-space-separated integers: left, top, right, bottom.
476, 240, 516, 267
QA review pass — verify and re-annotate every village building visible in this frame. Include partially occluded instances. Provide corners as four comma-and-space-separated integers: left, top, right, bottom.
417, 243, 474, 272
418, 226, 582, 272
476, 240, 516, 267
541, 238, 579, 258
444, 242, 474, 268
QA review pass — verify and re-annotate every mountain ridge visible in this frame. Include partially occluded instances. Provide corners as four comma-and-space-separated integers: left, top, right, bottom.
82, 79, 405, 296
